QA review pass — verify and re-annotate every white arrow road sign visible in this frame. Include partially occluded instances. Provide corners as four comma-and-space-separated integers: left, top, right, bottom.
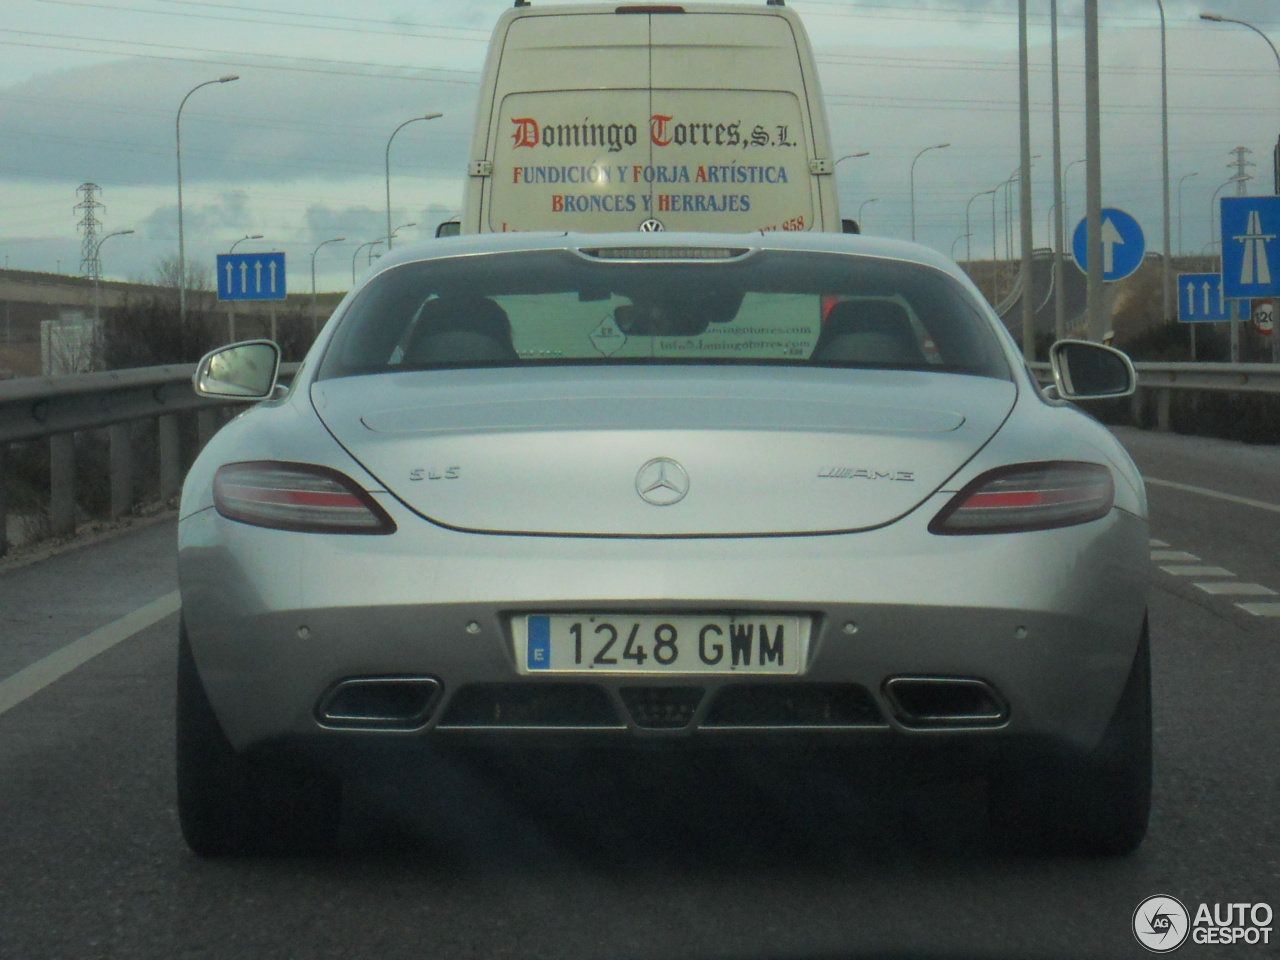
216, 252, 288, 301
1177, 272, 1230, 322
1101, 216, 1123, 274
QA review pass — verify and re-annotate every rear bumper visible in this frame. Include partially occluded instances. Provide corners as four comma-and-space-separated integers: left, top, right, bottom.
178, 497, 1149, 756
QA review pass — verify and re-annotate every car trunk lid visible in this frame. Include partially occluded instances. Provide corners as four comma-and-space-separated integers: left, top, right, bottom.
311, 366, 1015, 536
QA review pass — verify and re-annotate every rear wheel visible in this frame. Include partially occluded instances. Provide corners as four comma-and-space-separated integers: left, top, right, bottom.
176, 618, 342, 856
988, 617, 1152, 856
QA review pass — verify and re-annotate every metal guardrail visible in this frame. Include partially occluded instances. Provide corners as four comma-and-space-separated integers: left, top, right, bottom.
1032, 360, 1280, 431
1029, 360, 1280, 394
0, 359, 1275, 556
0, 363, 298, 556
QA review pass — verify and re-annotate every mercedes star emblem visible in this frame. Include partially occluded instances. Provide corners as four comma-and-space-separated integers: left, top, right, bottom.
635, 457, 689, 506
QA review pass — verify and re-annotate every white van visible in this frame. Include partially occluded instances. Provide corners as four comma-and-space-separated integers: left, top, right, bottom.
460, 1, 842, 235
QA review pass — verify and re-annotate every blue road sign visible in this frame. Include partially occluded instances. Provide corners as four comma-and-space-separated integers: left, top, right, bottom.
1072, 208, 1145, 281
1220, 195, 1280, 299
1177, 273, 1230, 322
216, 252, 287, 301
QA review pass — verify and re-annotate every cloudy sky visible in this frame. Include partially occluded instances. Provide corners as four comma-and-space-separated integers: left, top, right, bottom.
1, 0, 1277, 291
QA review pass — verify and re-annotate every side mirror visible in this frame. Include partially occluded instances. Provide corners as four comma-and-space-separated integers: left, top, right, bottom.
1048, 339, 1135, 399
193, 340, 281, 400
841, 218, 861, 235
435, 220, 461, 238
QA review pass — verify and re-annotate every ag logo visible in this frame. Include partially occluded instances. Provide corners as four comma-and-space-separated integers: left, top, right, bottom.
1252, 298, 1274, 335
1133, 895, 1190, 953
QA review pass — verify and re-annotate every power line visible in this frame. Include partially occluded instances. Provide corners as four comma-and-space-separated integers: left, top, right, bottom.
39, 0, 490, 42
0, 28, 480, 83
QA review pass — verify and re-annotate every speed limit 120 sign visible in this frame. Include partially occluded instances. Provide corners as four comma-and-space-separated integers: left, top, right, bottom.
1252, 299, 1274, 336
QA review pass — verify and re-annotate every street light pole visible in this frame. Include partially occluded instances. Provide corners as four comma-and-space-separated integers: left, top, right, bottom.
224, 234, 263, 342
92, 229, 135, 326
384, 223, 417, 254
951, 233, 972, 261
385, 113, 442, 253
1177, 172, 1199, 256
856, 197, 878, 229
1084, 0, 1105, 342
989, 189, 999, 303
176, 75, 238, 328
1018, 0, 1036, 360
1061, 157, 1086, 243
835, 152, 870, 168
966, 188, 996, 265
835, 152, 870, 225
1209, 174, 1247, 270
352, 240, 381, 283
1201, 11, 1280, 363
1201, 13, 1280, 192
1157, 0, 1173, 327
909, 142, 950, 242
1050, 0, 1068, 342
310, 237, 345, 334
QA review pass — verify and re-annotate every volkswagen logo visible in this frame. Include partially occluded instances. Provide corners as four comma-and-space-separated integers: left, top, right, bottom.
635, 457, 689, 506
638, 218, 665, 232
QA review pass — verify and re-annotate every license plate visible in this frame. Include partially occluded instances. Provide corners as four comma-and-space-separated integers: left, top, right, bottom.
522, 614, 803, 675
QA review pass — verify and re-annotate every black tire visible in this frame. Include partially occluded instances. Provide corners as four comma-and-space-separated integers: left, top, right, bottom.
989, 616, 1152, 856
176, 618, 342, 856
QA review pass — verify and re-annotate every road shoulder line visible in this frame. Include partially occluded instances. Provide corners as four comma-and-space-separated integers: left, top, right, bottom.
0, 591, 180, 717
1145, 476, 1280, 515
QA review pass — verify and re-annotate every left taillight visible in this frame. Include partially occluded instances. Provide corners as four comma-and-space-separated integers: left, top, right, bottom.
213, 461, 396, 534
929, 461, 1113, 535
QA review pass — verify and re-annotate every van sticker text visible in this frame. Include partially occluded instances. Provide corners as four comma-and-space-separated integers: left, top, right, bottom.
511, 115, 800, 153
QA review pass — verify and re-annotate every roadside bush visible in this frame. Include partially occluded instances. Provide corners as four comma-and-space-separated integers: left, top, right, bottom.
97, 257, 222, 370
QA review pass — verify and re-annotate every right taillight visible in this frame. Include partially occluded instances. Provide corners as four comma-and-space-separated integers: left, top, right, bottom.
929, 461, 1113, 535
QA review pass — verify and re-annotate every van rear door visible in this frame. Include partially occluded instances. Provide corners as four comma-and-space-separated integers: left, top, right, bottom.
470, 5, 835, 234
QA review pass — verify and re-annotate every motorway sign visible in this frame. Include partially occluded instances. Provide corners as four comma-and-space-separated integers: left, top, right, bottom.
1177, 272, 1230, 322
216, 252, 287, 301
1072, 208, 1145, 281
1220, 195, 1280, 299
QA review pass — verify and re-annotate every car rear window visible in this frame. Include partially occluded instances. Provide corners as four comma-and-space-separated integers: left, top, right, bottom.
316, 248, 1011, 382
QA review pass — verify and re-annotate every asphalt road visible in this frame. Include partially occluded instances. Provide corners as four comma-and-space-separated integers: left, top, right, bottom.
0, 426, 1276, 960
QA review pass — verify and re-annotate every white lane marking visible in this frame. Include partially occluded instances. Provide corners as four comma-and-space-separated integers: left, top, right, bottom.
1195, 582, 1277, 596
1237, 602, 1280, 617
1159, 565, 1236, 577
1145, 476, 1280, 515
1149, 538, 1169, 547
1151, 550, 1201, 562
0, 591, 180, 718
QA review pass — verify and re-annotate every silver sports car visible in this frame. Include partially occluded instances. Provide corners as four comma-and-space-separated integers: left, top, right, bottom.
178, 231, 1150, 857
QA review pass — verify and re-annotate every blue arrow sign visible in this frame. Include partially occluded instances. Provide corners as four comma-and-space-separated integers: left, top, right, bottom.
216, 252, 287, 302
1072, 208, 1145, 281
1177, 272, 1230, 322
1220, 195, 1280, 299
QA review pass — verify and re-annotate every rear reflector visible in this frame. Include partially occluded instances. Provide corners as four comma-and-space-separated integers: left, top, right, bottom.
929, 461, 1113, 535
214, 461, 396, 534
